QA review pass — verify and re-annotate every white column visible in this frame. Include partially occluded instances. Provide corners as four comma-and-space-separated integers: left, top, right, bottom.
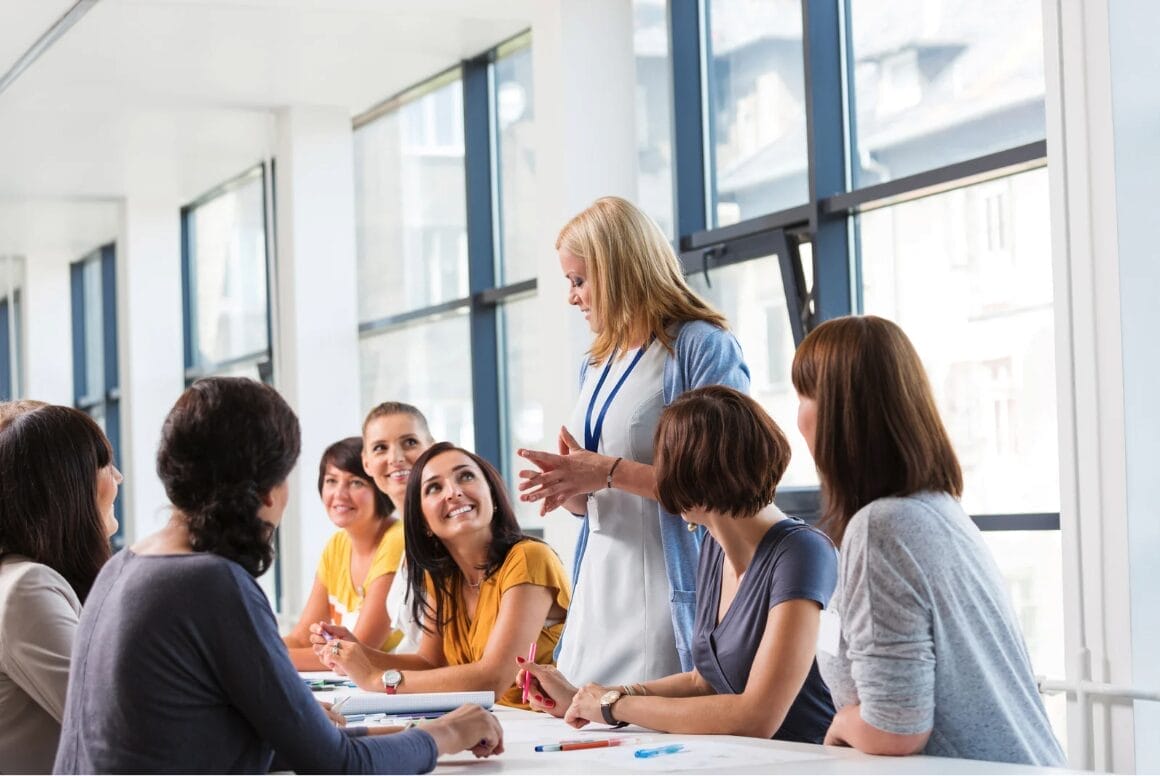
529, 0, 638, 569
22, 250, 73, 404
1044, 0, 1160, 770
272, 106, 362, 618
117, 194, 186, 541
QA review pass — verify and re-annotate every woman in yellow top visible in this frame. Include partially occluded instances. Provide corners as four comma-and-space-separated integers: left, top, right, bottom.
315, 442, 570, 708
283, 438, 403, 669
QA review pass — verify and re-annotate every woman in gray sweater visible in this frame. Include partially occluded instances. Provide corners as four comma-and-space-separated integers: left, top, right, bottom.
791, 315, 1064, 766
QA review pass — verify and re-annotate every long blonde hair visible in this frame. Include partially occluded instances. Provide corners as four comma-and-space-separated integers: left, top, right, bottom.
557, 196, 726, 364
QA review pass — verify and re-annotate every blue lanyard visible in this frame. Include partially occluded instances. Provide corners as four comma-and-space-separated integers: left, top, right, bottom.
584, 342, 651, 453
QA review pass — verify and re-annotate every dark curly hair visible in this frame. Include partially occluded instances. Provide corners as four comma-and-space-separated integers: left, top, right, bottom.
402, 442, 541, 634
156, 377, 301, 577
0, 404, 114, 602
317, 436, 393, 517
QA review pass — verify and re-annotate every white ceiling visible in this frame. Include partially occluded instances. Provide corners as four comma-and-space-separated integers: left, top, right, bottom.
0, 0, 532, 256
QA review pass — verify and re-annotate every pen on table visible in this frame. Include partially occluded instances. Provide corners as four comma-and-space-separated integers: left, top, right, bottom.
535, 738, 638, 752
521, 641, 537, 703
330, 696, 351, 715
634, 743, 685, 758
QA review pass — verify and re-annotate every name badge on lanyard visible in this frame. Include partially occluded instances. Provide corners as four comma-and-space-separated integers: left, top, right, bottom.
583, 342, 650, 532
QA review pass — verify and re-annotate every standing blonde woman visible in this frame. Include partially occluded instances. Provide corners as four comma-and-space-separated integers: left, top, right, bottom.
518, 196, 749, 686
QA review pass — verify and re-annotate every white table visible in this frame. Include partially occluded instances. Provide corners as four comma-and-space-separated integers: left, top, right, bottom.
432, 707, 1081, 775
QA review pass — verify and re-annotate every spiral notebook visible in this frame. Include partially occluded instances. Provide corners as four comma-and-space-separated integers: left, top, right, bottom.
332, 690, 494, 716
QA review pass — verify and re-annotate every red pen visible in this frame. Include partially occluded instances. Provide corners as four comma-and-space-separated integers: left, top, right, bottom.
535, 738, 637, 752
522, 641, 537, 702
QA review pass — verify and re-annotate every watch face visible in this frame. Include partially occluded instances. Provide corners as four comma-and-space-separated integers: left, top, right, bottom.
600, 689, 622, 705
382, 669, 403, 687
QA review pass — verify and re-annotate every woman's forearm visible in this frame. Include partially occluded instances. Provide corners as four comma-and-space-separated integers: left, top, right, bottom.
613, 692, 789, 739
825, 705, 930, 755
606, 457, 657, 501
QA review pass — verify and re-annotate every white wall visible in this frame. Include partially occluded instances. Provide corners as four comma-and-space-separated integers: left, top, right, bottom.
529, 0, 638, 568
272, 106, 363, 617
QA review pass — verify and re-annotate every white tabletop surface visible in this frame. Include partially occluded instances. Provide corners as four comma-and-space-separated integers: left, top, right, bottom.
431, 707, 1081, 775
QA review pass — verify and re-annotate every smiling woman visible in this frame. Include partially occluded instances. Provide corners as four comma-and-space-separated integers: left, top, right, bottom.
282, 437, 403, 670
312, 442, 571, 708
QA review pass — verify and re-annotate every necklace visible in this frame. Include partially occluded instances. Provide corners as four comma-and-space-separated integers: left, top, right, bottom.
465, 574, 484, 589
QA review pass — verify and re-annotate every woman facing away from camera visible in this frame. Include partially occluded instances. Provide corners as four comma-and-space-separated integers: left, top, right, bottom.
283, 437, 404, 670
518, 386, 836, 742
316, 442, 570, 709
0, 402, 120, 773
792, 315, 1064, 765
517, 196, 749, 687
54, 378, 502, 774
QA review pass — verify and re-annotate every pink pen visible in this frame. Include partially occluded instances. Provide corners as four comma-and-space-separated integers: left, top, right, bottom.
522, 641, 537, 702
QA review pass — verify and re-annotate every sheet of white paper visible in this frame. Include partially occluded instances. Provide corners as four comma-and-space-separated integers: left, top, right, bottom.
581, 739, 832, 770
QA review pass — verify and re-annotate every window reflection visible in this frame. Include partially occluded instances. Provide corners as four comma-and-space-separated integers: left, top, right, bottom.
848, 0, 1047, 185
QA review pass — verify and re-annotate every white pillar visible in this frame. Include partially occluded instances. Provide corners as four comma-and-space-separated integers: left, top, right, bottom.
117, 194, 185, 541
1044, 0, 1160, 770
529, 0, 639, 568
23, 250, 73, 405
272, 106, 363, 618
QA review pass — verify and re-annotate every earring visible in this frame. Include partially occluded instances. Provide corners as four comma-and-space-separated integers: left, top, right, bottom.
425, 528, 434, 537
686, 521, 698, 533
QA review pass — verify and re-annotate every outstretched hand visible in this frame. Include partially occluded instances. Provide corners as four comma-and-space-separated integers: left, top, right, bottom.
517, 427, 610, 516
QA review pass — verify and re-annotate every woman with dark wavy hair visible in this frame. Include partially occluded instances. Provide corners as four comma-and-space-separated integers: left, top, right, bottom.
316, 442, 570, 709
54, 378, 502, 774
0, 402, 120, 773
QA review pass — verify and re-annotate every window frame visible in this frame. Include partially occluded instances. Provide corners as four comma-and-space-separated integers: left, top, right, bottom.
668, 0, 1054, 532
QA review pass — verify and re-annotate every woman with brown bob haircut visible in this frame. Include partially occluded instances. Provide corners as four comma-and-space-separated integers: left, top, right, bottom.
519, 386, 837, 743
792, 315, 1063, 765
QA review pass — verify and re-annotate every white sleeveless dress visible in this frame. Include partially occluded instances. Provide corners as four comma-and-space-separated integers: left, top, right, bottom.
556, 343, 683, 685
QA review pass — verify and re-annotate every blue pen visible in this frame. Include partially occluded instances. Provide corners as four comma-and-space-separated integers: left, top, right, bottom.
634, 743, 685, 758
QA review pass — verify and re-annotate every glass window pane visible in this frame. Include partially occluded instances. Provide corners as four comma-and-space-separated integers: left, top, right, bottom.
495, 44, 537, 285
707, 0, 808, 227
980, 529, 1067, 755
187, 172, 269, 368
498, 296, 544, 527
634, 0, 675, 239
859, 168, 1058, 514
849, 0, 1046, 186
686, 256, 816, 487
355, 78, 468, 321
360, 312, 474, 451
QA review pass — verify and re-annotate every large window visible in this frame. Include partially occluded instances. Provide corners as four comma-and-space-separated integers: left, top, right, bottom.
181, 164, 273, 384
71, 244, 123, 549
664, 0, 1062, 748
355, 33, 536, 504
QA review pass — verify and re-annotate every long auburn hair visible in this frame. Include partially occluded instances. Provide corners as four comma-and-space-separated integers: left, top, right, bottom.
557, 196, 727, 365
402, 442, 541, 634
0, 405, 114, 602
791, 315, 962, 546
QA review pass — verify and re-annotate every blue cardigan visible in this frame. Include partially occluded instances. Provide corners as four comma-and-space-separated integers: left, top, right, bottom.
565, 320, 750, 671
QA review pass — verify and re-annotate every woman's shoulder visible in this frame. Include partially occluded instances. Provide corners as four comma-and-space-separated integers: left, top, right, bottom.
848, 491, 966, 553
0, 556, 78, 608
672, 318, 729, 346
499, 539, 567, 582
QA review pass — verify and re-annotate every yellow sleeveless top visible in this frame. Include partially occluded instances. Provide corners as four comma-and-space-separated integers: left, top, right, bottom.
317, 520, 405, 652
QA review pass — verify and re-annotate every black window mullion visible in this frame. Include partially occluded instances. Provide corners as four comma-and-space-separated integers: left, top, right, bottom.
70, 260, 87, 405
462, 53, 502, 469
801, 0, 853, 322
670, 0, 709, 238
